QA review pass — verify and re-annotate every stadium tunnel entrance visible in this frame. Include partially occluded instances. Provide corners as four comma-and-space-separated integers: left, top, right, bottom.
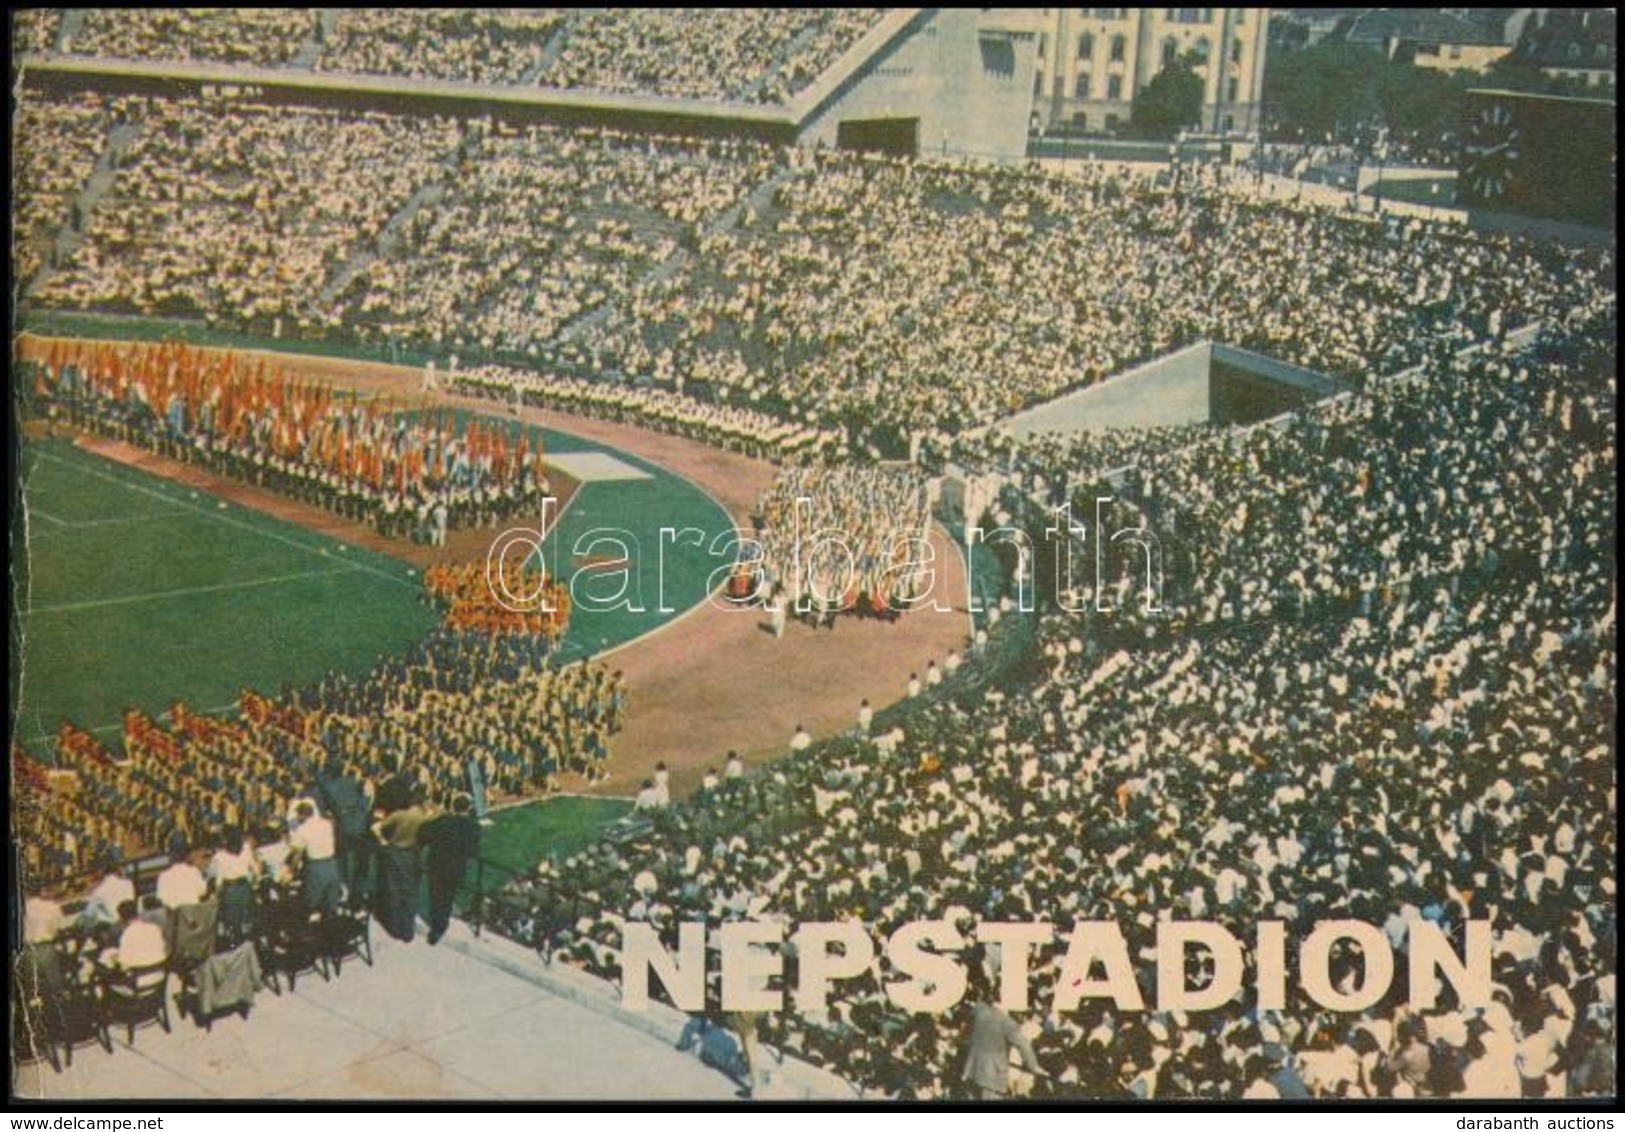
836, 116, 920, 158
992, 340, 1348, 440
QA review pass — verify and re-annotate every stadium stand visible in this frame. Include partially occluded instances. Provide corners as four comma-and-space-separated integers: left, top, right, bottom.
20, 92, 1608, 455
9, 8, 1616, 1101
33, 8, 887, 105
485, 306, 1617, 1099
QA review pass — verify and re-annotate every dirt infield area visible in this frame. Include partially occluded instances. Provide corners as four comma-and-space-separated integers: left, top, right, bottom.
18, 336, 972, 802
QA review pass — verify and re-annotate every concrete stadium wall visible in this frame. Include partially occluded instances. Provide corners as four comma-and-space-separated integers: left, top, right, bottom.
21, 57, 802, 144
1208, 343, 1346, 421
797, 10, 1040, 161
999, 343, 1214, 440
995, 341, 1347, 442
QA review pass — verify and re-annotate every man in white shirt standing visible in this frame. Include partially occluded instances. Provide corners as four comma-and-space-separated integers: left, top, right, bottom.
156, 846, 209, 910
289, 800, 343, 917
634, 779, 661, 812
768, 588, 787, 639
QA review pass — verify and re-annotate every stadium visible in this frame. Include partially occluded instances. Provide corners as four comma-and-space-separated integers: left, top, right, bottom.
8, 7, 1617, 1105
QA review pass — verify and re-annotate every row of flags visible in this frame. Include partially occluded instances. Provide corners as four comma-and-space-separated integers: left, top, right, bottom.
36, 338, 548, 496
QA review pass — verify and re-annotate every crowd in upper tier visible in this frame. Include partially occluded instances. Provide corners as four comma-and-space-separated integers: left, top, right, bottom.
315, 9, 565, 87
24, 9, 885, 105
531, 9, 884, 105
67, 8, 315, 68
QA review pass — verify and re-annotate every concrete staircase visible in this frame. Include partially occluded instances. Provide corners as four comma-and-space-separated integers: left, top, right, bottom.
27, 120, 141, 300
55, 9, 86, 52
316, 125, 470, 309
317, 180, 449, 305
288, 9, 333, 70
518, 11, 579, 85
733, 21, 823, 103
554, 164, 797, 345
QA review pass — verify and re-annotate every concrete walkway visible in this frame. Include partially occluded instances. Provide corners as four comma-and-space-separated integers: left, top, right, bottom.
12, 921, 742, 1101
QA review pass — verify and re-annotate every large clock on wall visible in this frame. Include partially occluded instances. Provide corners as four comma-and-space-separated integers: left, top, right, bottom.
1457, 89, 1614, 227
1462, 98, 1521, 202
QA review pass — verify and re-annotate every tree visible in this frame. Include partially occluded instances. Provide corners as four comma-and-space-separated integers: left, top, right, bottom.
1263, 40, 1479, 147
1484, 52, 1596, 98
1262, 41, 1385, 140
1132, 53, 1205, 138
1375, 62, 1470, 141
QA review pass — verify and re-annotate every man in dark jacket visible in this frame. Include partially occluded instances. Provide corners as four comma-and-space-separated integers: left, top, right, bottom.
420, 792, 481, 945
312, 757, 371, 908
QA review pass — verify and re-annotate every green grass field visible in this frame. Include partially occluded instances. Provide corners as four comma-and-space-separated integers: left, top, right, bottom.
526, 427, 735, 666
12, 439, 437, 752
13, 403, 730, 872
13, 428, 730, 745
469, 796, 633, 891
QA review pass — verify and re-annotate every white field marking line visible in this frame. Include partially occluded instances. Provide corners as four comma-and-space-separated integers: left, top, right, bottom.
483, 790, 632, 815
452, 392, 748, 661
520, 479, 585, 573
27, 507, 187, 529
37, 451, 416, 590
24, 566, 361, 615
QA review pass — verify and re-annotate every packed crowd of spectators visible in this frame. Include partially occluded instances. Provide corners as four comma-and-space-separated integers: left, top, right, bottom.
933, 423, 1214, 491
30, 9, 884, 105
36, 97, 460, 330
582, 155, 1606, 448
327, 124, 777, 357
67, 8, 315, 69
316, 9, 563, 86
11, 94, 110, 287
1087, 294, 1618, 633
34, 340, 552, 537
452, 365, 842, 462
10, 67, 1617, 1098
12, 8, 60, 55
25, 95, 1609, 458
483, 307, 1616, 1098
535, 9, 884, 104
